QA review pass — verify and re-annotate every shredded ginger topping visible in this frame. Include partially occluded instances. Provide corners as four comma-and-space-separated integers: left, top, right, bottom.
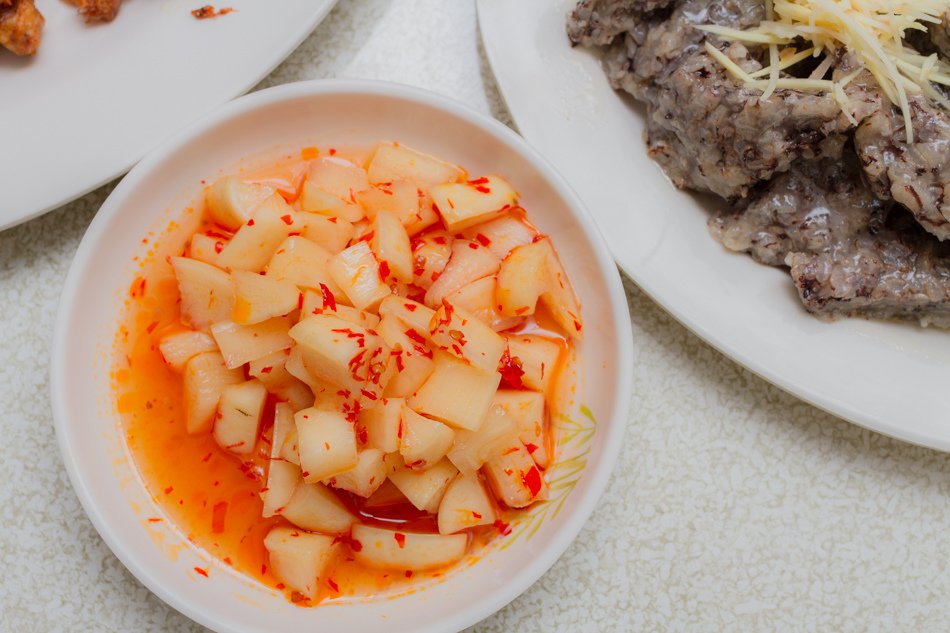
698, 0, 950, 143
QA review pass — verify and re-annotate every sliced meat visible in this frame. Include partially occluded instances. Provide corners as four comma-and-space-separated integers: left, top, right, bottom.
0, 0, 43, 56
567, 0, 674, 47
67, 0, 121, 23
854, 96, 950, 240
570, 0, 855, 199
711, 158, 950, 327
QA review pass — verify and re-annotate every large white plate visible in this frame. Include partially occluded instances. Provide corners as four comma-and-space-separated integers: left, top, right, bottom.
478, 0, 950, 451
0, 0, 336, 230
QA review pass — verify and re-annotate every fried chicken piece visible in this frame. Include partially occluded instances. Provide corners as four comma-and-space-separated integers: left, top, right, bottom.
67, 0, 121, 23
0, 0, 43, 56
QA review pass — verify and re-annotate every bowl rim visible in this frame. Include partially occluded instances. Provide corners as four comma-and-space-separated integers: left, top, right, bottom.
50, 78, 634, 633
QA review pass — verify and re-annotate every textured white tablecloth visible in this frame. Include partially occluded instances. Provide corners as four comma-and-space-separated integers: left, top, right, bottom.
2, 1, 949, 631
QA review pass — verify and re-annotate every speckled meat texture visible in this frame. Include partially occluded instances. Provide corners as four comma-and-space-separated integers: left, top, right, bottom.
0, 0, 43, 56
66, 0, 121, 23
710, 159, 950, 327
568, 0, 855, 200
854, 95, 950, 241
566, 0, 674, 47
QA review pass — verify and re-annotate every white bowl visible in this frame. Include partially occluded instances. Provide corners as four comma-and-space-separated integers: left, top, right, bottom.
51, 79, 633, 633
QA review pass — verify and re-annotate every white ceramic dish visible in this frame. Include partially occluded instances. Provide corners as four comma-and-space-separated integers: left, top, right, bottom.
477, 0, 950, 452
51, 79, 633, 632
0, 0, 337, 230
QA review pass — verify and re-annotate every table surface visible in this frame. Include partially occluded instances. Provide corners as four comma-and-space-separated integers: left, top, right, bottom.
2, 1, 949, 631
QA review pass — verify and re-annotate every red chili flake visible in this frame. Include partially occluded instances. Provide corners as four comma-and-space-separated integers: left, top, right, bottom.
357, 426, 368, 444
329, 148, 337, 156
130, 277, 146, 298
224, 441, 245, 449
406, 285, 427, 304
214, 240, 224, 254
432, 235, 447, 245
405, 570, 413, 578
394, 533, 406, 548
498, 348, 525, 388
337, 389, 352, 398
522, 466, 543, 497
493, 519, 511, 536
192, 5, 233, 19
275, 583, 286, 590
324, 442, 330, 450
223, 557, 233, 565
501, 446, 519, 456
397, 422, 403, 439
404, 302, 418, 312
301, 471, 310, 478
472, 511, 483, 519
147, 517, 162, 523
378, 260, 391, 281
359, 230, 375, 243
327, 578, 339, 592
451, 344, 463, 356
297, 292, 305, 311
318, 283, 337, 311
328, 216, 338, 224
246, 218, 255, 226
211, 501, 228, 534
540, 362, 546, 380
360, 388, 378, 401
260, 366, 273, 374
145, 321, 159, 334
474, 185, 491, 194
280, 214, 294, 225
474, 233, 492, 246
468, 177, 490, 185
467, 242, 480, 250
514, 306, 530, 316
404, 329, 426, 345
430, 271, 441, 282
288, 231, 301, 237
573, 319, 583, 333
164, 486, 173, 495
201, 452, 213, 463
261, 564, 267, 575
525, 443, 539, 454
391, 350, 405, 372
194, 567, 209, 577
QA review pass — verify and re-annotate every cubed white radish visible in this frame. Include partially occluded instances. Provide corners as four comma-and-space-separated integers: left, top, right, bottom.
408, 352, 500, 431
356, 180, 419, 224
505, 334, 563, 394
210, 317, 293, 369
280, 424, 301, 466
352, 524, 467, 570
217, 195, 299, 273
248, 350, 293, 391
171, 256, 235, 331
367, 142, 464, 187
376, 317, 436, 398
425, 240, 500, 308
288, 314, 385, 393
483, 444, 548, 508
231, 270, 300, 325
378, 296, 435, 334
303, 157, 370, 203
447, 276, 522, 332
213, 379, 267, 454
158, 330, 217, 371
326, 448, 388, 498
492, 390, 548, 468
285, 345, 318, 389
271, 402, 295, 456
263, 527, 337, 600
364, 479, 409, 509
328, 242, 392, 311
266, 236, 343, 298
183, 352, 244, 434
496, 238, 582, 338
262, 461, 300, 518
461, 213, 537, 260
370, 211, 413, 282
387, 458, 458, 512
446, 402, 520, 474
428, 301, 505, 373
495, 240, 547, 318
360, 397, 403, 453
540, 240, 584, 339
437, 473, 495, 535
295, 408, 358, 483
188, 233, 225, 268
406, 194, 441, 236
295, 212, 354, 254
430, 176, 518, 232
280, 481, 355, 534
400, 408, 455, 469
411, 233, 453, 290
301, 291, 379, 328
205, 176, 275, 231
299, 186, 365, 223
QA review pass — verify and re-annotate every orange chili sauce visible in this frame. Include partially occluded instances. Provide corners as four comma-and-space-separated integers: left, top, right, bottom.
114, 146, 573, 605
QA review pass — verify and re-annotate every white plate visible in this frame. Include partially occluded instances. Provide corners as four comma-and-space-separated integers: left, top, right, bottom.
477, 0, 950, 451
0, 0, 337, 230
